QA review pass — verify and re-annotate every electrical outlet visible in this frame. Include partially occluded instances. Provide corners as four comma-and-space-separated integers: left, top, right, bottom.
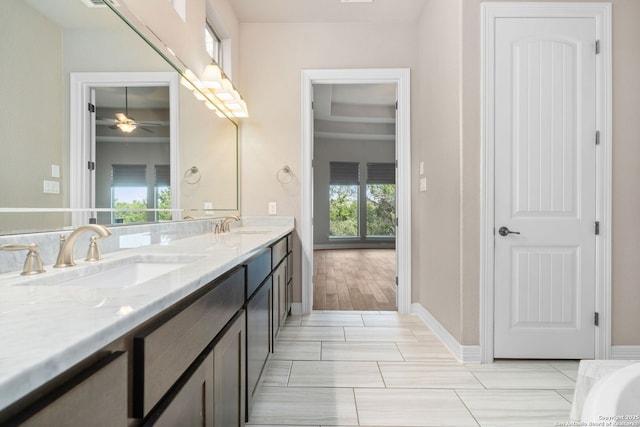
203, 202, 213, 215
51, 164, 60, 178
268, 202, 277, 215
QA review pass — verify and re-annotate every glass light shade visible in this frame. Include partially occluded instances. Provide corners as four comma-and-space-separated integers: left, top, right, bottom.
116, 122, 136, 133
202, 64, 223, 90
214, 78, 235, 101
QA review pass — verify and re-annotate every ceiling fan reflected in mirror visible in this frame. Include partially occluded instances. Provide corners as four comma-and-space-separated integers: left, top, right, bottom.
99, 87, 164, 134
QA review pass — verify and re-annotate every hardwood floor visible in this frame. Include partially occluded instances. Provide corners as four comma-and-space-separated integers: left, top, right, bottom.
313, 249, 396, 311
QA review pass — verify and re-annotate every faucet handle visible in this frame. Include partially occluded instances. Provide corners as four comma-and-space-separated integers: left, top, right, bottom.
85, 236, 103, 262
0, 243, 45, 276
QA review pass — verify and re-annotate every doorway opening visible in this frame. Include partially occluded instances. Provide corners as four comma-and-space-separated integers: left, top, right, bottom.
312, 83, 397, 311
301, 68, 411, 315
70, 72, 179, 226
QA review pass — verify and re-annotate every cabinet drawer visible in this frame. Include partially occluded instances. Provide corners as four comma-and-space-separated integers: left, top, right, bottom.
133, 267, 245, 418
271, 237, 287, 269
10, 352, 127, 427
245, 248, 271, 298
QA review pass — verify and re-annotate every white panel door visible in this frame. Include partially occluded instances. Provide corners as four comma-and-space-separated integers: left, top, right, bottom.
494, 17, 597, 359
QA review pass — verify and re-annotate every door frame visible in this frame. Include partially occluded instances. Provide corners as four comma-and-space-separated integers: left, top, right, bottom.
70, 72, 179, 225
301, 68, 411, 314
480, 2, 612, 363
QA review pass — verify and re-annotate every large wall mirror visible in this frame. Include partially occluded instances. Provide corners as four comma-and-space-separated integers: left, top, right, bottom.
0, 0, 239, 235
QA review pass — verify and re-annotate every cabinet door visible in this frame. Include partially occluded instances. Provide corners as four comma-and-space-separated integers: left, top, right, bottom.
246, 277, 272, 418
15, 352, 127, 427
273, 261, 287, 336
286, 252, 293, 315
213, 311, 246, 427
145, 352, 213, 427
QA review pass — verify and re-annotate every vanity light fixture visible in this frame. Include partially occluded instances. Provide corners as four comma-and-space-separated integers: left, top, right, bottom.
179, 65, 249, 119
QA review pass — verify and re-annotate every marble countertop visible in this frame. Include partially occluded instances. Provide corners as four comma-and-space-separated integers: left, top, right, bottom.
0, 219, 294, 411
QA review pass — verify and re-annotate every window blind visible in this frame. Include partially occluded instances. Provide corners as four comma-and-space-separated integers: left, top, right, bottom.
330, 161, 359, 185
155, 165, 170, 187
111, 164, 146, 187
367, 162, 395, 184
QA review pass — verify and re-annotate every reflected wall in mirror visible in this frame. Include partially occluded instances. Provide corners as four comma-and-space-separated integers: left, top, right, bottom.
0, 0, 239, 235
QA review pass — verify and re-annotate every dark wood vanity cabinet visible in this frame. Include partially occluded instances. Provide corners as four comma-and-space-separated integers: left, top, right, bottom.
5, 352, 127, 427
2, 232, 294, 427
134, 267, 245, 419
143, 311, 246, 427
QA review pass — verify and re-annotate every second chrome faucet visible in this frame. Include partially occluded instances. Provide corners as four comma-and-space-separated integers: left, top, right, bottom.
54, 224, 112, 268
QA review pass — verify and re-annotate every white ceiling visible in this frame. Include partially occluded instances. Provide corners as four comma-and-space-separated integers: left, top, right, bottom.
228, 0, 428, 24
314, 84, 396, 142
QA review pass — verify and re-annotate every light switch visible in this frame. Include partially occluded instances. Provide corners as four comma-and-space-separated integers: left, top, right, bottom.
51, 164, 60, 178
419, 161, 424, 176
419, 177, 427, 192
43, 180, 60, 194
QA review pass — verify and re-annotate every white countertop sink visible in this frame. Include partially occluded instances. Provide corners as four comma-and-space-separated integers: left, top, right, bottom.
9, 254, 204, 289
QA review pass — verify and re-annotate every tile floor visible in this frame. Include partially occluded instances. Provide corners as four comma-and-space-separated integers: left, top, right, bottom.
247, 311, 576, 427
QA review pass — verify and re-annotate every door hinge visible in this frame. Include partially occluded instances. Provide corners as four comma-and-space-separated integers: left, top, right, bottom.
594, 312, 599, 326
395, 101, 398, 110
311, 101, 314, 110
595, 40, 600, 54
88, 103, 95, 113
394, 217, 399, 226
395, 276, 398, 286
595, 221, 600, 235
395, 160, 398, 168
87, 161, 95, 171
595, 130, 600, 145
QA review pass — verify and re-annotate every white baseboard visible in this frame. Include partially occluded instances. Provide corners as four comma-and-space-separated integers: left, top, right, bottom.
611, 346, 640, 360
411, 303, 481, 363
290, 302, 303, 315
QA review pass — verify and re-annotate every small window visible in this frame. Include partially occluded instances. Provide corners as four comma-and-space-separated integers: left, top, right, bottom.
155, 165, 171, 221
366, 163, 396, 237
329, 162, 360, 238
111, 164, 148, 224
205, 21, 223, 67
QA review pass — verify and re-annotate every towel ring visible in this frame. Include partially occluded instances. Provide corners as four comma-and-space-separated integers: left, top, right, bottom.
184, 166, 201, 184
276, 165, 293, 184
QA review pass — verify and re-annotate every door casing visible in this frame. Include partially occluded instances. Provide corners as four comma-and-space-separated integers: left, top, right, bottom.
301, 68, 412, 314
480, 2, 612, 363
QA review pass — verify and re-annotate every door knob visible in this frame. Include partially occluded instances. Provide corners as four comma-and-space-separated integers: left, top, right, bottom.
498, 226, 520, 237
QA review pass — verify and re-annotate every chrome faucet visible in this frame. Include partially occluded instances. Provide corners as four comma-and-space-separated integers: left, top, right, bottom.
54, 224, 112, 268
220, 216, 240, 233
0, 243, 45, 275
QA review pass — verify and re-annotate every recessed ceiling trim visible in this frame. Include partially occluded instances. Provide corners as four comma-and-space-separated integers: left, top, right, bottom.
340, 0, 374, 3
